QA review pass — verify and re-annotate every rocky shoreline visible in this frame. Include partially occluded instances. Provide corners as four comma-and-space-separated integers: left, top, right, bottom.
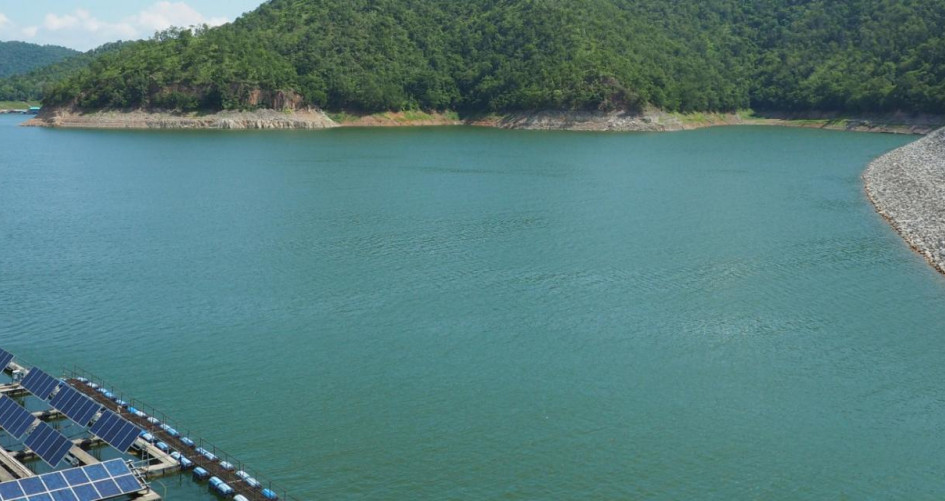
23, 108, 945, 134
864, 127, 945, 275
22, 109, 338, 129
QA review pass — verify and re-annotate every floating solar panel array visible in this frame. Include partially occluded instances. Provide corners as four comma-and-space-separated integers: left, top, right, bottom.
20, 369, 59, 401
49, 386, 101, 427
0, 349, 13, 372
13, 359, 143, 458
0, 396, 36, 439
0, 459, 145, 501
0, 349, 150, 484
89, 411, 140, 454
24, 422, 73, 467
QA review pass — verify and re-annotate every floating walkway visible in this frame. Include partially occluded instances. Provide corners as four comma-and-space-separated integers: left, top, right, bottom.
0, 348, 297, 501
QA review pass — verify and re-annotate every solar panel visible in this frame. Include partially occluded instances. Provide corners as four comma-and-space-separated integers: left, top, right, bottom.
0, 395, 36, 439
0, 349, 13, 371
20, 368, 60, 401
24, 421, 73, 467
49, 385, 101, 427
0, 459, 145, 501
89, 410, 141, 453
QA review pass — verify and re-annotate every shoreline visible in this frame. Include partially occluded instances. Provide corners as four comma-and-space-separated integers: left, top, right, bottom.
21, 108, 338, 130
22, 108, 945, 134
864, 127, 945, 276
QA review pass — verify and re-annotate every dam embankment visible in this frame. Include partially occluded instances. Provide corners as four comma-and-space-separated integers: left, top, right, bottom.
865, 127, 945, 275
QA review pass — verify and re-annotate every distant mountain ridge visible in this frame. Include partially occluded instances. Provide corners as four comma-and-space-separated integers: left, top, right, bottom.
37, 0, 945, 115
0, 41, 78, 79
0, 42, 131, 103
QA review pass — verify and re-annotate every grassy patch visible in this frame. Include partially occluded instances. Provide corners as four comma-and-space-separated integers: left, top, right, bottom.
326, 111, 357, 123
735, 109, 757, 120
786, 118, 833, 126
402, 110, 433, 121
0, 101, 39, 109
671, 111, 715, 125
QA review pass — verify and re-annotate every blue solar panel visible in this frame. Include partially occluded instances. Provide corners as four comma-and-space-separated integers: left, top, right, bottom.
49, 386, 101, 427
51, 490, 78, 501
24, 422, 73, 467
72, 484, 97, 501
0, 395, 36, 439
0, 460, 142, 501
60, 470, 87, 487
20, 369, 59, 401
89, 410, 140, 453
40, 473, 67, 491
0, 349, 13, 371
19, 477, 44, 496
81, 465, 107, 483
0, 480, 24, 500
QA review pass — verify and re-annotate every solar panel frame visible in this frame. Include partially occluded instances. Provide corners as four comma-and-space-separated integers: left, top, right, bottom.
0, 459, 144, 501
0, 349, 13, 371
89, 410, 141, 453
24, 421, 73, 468
20, 369, 60, 401
49, 385, 101, 427
0, 395, 36, 439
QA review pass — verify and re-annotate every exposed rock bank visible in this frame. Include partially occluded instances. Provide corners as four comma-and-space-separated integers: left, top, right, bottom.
864, 127, 945, 275
23, 109, 337, 129
22, 108, 944, 134
333, 111, 461, 127
469, 110, 683, 131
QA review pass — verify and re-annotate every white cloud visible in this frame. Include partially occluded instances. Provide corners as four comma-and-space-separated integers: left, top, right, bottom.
134, 2, 226, 32
1, 2, 230, 51
43, 9, 135, 40
0, 12, 16, 40
43, 12, 79, 31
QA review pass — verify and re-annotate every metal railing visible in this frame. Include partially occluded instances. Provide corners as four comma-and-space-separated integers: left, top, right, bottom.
65, 366, 301, 501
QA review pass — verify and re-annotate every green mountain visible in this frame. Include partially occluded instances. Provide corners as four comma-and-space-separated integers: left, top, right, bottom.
0, 42, 135, 101
41, 0, 945, 115
0, 41, 78, 79
0, 42, 132, 103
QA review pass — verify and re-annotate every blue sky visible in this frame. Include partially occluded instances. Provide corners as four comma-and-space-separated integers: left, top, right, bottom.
0, 1, 266, 51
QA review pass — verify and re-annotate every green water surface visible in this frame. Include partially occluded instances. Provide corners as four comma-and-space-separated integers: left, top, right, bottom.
1, 115, 943, 499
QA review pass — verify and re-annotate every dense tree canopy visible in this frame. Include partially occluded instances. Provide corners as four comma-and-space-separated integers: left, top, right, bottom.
0, 42, 77, 79
37, 0, 945, 114
0, 42, 132, 102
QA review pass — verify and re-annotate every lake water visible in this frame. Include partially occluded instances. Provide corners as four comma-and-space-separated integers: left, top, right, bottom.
1, 114, 943, 499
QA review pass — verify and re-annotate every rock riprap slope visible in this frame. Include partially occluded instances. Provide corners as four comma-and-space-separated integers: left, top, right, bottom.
865, 128, 945, 274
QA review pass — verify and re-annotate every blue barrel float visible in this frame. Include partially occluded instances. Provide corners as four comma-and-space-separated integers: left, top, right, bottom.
235, 470, 261, 489
196, 447, 218, 462
209, 476, 235, 497
171, 451, 194, 470
192, 467, 210, 481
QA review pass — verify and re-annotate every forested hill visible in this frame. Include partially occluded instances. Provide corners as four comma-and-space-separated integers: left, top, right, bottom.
0, 42, 130, 102
0, 41, 78, 79
42, 0, 945, 115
